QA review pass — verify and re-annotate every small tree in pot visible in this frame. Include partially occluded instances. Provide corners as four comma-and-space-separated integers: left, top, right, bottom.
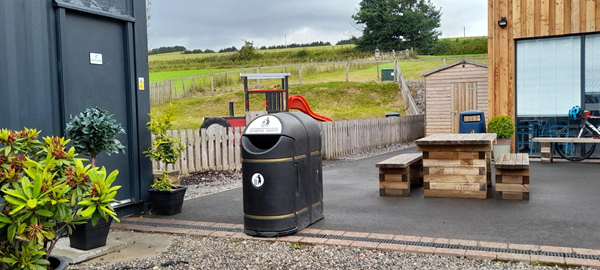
64, 107, 126, 250
0, 128, 121, 270
144, 105, 186, 216
65, 107, 126, 168
487, 115, 515, 158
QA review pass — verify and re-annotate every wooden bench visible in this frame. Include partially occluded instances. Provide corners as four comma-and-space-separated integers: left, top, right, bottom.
532, 137, 599, 163
495, 153, 530, 200
376, 153, 423, 197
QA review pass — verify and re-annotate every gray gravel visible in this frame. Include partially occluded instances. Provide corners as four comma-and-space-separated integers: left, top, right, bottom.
71, 234, 588, 270
329, 142, 415, 162
180, 171, 242, 200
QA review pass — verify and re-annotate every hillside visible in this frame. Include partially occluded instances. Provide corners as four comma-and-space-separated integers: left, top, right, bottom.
151, 82, 406, 129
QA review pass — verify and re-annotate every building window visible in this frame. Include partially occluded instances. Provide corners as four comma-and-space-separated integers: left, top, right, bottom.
516, 34, 599, 156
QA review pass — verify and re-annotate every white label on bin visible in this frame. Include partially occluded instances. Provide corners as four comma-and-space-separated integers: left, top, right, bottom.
251, 173, 264, 188
246, 116, 282, 134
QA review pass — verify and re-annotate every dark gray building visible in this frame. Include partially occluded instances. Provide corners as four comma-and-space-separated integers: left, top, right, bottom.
0, 0, 152, 215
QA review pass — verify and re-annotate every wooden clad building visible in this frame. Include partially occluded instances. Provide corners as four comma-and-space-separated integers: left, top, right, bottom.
422, 60, 489, 135
488, 0, 600, 153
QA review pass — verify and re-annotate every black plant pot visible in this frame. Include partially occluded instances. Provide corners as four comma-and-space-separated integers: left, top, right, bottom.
49, 255, 67, 270
69, 218, 112, 250
149, 186, 187, 216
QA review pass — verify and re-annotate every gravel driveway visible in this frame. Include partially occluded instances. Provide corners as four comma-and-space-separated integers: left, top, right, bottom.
70, 234, 583, 270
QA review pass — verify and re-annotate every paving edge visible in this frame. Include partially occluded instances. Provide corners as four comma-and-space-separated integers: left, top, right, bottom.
112, 218, 600, 269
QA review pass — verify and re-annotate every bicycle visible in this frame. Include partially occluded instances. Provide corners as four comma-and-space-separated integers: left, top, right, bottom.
555, 107, 600, 161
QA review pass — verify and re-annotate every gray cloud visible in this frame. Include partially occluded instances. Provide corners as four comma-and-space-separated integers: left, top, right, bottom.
149, 0, 487, 50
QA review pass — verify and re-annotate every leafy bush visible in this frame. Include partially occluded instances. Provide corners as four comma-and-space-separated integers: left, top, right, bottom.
487, 115, 515, 139
0, 128, 120, 269
144, 105, 184, 191
65, 107, 126, 167
422, 37, 488, 55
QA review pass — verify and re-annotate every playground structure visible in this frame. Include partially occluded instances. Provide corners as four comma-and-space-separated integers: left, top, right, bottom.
201, 73, 332, 129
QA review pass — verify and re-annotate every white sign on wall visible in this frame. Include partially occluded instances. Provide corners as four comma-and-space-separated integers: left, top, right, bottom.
138, 77, 145, 90
245, 116, 282, 134
90, 53, 103, 65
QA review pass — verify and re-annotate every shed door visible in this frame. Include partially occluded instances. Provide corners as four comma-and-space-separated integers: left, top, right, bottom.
61, 10, 133, 202
451, 82, 481, 133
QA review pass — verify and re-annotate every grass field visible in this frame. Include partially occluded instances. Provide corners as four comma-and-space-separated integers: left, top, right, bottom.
148, 45, 357, 62
149, 69, 236, 83
151, 82, 405, 129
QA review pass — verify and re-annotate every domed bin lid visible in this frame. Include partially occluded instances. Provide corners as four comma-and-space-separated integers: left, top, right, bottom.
243, 112, 321, 154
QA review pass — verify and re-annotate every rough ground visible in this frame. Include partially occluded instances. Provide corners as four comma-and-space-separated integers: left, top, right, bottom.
70, 234, 583, 270
180, 171, 242, 200
406, 80, 425, 113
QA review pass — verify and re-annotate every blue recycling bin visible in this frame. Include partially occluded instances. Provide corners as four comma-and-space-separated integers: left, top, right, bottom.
459, 110, 486, 133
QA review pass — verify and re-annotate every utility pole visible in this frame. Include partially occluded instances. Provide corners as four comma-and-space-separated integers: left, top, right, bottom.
464, 27, 466, 37
285, 34, 287, 48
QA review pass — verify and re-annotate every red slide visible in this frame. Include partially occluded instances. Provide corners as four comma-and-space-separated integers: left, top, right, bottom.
288, 94, 333, 122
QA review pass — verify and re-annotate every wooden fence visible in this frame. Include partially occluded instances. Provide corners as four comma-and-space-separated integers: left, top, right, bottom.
152, 115, 425, 173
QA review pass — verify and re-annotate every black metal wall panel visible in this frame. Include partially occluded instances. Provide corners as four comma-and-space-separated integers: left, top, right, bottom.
0, 0, 151, 214
0, 0, 61, 135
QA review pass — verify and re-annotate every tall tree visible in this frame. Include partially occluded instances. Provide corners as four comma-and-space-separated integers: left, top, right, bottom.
352, 0, 441, 53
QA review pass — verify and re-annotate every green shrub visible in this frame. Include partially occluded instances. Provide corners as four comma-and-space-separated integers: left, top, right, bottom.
144, 104, 184, 191
65, 108, 126, 167
0, 128, 120, 269
487, 115, 515, 139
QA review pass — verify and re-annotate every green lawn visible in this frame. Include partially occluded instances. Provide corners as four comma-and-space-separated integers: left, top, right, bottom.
148, 45, 357, 62
151, 82, 405, 129
149, 69, 235, 83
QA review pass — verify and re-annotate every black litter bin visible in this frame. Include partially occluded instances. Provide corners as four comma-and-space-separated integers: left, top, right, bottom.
459, 110, 486, 133
242, 112, 324, 237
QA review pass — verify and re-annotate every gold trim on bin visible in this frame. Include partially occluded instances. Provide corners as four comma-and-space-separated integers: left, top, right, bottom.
310, 151, 320, 156
312, 201, 322, 207
242, 157, 293, 163
244, 207, 309, 220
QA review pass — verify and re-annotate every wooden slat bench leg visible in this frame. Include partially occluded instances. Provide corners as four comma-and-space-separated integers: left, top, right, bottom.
495, 167, 530, 201
540, 142, 553, 164
379, 168, 411, 197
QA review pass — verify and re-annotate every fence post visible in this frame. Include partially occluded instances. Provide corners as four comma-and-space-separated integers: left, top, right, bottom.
443, 58, 446, 65
346, 62, 349, 82
211, 75, 214, 92
256, 68, 260, 88
299, 66, 303, 85
181, 78, 186, 97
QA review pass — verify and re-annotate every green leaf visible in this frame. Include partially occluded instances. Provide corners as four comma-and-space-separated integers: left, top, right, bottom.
34, 209, 54, 217
32, 176, 42, 198
81, 205, 96, 217
0, 257, 16, 264
34, 259, 50, 265
9, 204, 26, 215
27, 199, 38, 209
7, 224, 16, 244
4, 195, 26, 206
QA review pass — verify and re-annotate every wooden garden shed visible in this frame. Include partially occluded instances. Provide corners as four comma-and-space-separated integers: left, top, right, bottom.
421, 60, 489, 135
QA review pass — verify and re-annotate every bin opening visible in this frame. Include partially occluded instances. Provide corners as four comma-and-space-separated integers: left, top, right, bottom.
462, 115, 481, 122
243, 135, 284, 152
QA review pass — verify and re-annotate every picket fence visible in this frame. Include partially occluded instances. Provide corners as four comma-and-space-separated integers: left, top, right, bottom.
152, 115, 425, 173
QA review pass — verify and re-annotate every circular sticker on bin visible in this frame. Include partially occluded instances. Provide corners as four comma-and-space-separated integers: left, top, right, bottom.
251, 173, 265, 188
245, 116, 282, 134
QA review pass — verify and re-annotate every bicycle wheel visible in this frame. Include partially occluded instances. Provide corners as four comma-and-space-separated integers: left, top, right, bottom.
555, 125, 596, 161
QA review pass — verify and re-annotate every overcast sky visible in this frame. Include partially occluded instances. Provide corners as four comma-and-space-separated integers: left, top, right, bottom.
148, 0, 488, 50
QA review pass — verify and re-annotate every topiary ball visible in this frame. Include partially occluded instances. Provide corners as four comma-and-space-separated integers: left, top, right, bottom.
487, 115, 515, 139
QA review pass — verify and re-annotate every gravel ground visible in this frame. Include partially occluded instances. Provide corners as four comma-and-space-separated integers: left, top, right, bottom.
71, 234, 586, 270
179, 171, 242, 200
327, 142, 415, 163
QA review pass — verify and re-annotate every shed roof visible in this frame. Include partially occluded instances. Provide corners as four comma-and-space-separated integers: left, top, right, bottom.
420, 59, 488, 77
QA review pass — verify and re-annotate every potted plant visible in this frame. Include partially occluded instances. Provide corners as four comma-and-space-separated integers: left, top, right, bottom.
144, 105, 186, 216
487, 115, 515, 158
0, 128, 121, 269
64, 107, 125, 249
65, 107, 126, 168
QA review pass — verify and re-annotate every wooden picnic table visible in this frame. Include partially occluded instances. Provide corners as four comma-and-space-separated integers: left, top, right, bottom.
415, 134, 497, 199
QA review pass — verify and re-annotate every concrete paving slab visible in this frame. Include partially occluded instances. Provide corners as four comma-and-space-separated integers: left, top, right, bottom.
84, 230, 177, 264
144, 147, 600, 250
52, 236, 127, 264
